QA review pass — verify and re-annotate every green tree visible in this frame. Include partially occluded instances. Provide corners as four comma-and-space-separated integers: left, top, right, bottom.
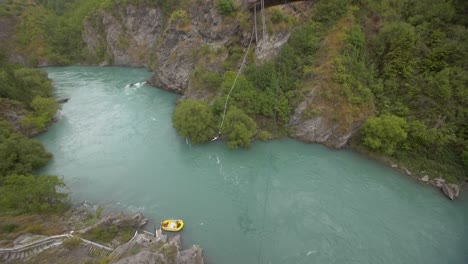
361, 115, 408, 155
0, 65, 52, 105
462, 150, 468, 167
31, 96, 60, 118
217, 0, 235, 16
20, 96, 60, 131
376, 22, 417, 80
223, 107, 256, 149
0, 174, 68, 213
172, 100, 217, 144
0, 127, 52, 178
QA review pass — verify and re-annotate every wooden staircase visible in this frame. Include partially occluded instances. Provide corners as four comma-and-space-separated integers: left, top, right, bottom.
0, 234, 113, 262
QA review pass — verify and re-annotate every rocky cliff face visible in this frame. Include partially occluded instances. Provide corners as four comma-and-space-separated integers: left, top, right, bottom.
148, 0, 239, 93
83, 5, 163, 67
110, 232, 204, 264
288, 92, 365, 148
82, 2, 363, 148
0, 16, 21, 64
82, 1, 243, 93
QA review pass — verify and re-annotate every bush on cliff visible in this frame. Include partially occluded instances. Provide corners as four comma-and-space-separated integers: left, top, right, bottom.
172, 100, 217, 144
223, 107, 256, 149
0, 174, 68, 214
0, 122, 51, 178
361, 115, 408, 155
20, 96, 60, 131
0, 122, 69, 214
0, 60, 53, 105
217, 0, 236, 16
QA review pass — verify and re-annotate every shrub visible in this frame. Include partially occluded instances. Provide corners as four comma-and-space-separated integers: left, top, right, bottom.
361, 115, 408, 155
172, 100, 217, 143
223, 107, 256, 149
169, 9, 190, 29
63, 237, 82, 249
0, 132, 52, 177
257, 131, 270, 141
1, 223, 18, 233
0, 175, 69, 214
217, 0, 235, 16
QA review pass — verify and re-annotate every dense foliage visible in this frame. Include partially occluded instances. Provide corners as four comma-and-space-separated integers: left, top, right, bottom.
20, 96, 60, 131
0, 55, 68, 214
172, 100, 217, 144
0, 54, 59, 132
173, 98, 258, 148
0, 54, 52, 104
0, 122, 68, 214
0, 174, 68, 213
0, 122, 51, 177
1, 0, 466, 181
223, 107, 257, 149
360, 0, 468, 182
217, 0, 236, 16
187, 0, 467, 181
361, 115, 408, 155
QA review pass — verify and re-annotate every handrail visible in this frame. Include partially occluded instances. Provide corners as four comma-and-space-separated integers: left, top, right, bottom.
0, 234, 113, 260
0, 235, 70, 253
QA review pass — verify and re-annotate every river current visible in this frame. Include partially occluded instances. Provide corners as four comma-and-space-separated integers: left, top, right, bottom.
37, 66, 468, 264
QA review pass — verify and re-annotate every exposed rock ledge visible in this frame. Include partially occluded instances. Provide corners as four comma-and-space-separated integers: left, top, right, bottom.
431, 178, 461, 200
288, 97, 364, 148
0, 202, 204, 263
110, 232, 203, 264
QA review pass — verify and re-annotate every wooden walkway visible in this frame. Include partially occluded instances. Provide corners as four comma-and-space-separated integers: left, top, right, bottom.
0, 234, 113, 262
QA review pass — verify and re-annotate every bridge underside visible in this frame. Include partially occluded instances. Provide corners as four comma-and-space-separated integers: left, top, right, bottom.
247, 0, 309, 10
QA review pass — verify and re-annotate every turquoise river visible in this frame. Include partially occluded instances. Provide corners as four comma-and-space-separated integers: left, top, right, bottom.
38, 66, 468, 264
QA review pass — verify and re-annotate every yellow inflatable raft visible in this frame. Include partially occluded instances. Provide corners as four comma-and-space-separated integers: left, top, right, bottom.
161, 219, 184, 232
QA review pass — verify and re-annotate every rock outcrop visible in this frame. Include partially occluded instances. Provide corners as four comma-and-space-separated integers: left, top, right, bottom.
288, 91, 367, 148
420, 175, 429, 182
77, 212, 148, 235
441, 183, 460, 200
287, 14, 374, 148
83, 5, 164, 67
110, 232, 203, 264
430, 178, 461, 200
82, 1, 242, 93
147, 1, 241, 93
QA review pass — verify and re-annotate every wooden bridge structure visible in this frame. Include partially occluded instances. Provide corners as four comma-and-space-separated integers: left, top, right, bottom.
246, 0, 310, 10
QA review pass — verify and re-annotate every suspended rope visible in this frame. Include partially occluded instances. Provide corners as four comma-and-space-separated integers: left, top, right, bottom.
261, 0, 267, 40
254, 2, 258, 44
212, 26, 255, 141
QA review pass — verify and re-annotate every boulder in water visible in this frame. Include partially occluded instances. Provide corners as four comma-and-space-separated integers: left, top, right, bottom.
57, 98, 70, 103
449, 184, 460, 199
420, 175, 429, 182
434, 178, 445, 188
404, 168, 412, 176
91, 212, 148, 231
441, 183, 460, 200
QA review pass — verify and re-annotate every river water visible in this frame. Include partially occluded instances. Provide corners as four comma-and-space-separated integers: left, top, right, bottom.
37, 66, 468, 264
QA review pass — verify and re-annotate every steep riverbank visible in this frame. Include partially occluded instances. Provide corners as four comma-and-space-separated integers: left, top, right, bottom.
0, 1, 466, 194
0, 201, 204, 264
350, 142, 465, 200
